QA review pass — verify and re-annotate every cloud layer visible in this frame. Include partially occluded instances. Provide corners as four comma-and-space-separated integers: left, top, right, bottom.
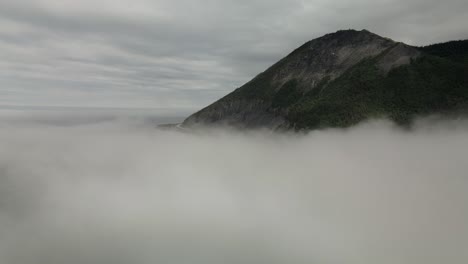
0, 112, 468, 264
0, 0, 467, 109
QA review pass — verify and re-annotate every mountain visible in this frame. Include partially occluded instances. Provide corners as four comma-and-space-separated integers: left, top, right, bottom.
182, 29, 468, 130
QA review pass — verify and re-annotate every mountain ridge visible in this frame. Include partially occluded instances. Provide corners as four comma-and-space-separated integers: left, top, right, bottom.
182, 29, 468, 130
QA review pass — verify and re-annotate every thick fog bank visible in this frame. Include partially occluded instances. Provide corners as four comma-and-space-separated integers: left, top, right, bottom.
0, 115, 467, 264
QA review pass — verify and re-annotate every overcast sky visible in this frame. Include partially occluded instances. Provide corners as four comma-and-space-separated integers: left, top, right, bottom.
0, 0, 467, 112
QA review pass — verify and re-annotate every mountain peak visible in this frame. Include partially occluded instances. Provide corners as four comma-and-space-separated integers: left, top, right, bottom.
319, 29, 385, 39
326, 28, 374, 35
308, 29, 393, 48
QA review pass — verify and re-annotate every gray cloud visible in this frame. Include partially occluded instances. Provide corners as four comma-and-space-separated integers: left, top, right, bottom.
0, 0, 467, 109
0, 112, 468, 264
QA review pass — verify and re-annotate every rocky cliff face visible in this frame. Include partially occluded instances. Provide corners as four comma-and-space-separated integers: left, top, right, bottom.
183, 30, 467, 130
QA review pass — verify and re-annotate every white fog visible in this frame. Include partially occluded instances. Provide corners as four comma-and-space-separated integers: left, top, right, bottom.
0, 110, 467, 264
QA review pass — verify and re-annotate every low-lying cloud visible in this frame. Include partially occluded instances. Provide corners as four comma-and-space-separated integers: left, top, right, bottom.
0, 112, 467, 264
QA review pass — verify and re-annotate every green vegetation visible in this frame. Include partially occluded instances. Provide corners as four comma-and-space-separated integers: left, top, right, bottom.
272, 79, 302, 108
419, 40, 468, 63
288, 55, 468, 130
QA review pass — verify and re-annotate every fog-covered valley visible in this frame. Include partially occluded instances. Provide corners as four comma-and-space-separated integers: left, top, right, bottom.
0, 110, 467, 264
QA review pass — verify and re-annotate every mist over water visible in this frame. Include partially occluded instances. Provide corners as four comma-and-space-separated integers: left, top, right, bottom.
1, 110, 468, 264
